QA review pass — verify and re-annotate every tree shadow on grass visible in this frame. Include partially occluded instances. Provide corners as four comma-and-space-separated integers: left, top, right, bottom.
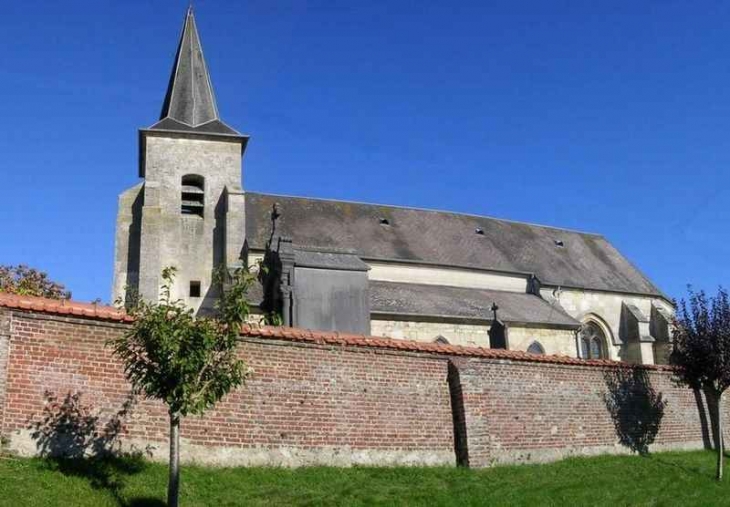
649, 454, 712, 479
124, 498, 167, 507
43, 456, 155, 505
603, 366, 667, 456
28, 391, 159, 506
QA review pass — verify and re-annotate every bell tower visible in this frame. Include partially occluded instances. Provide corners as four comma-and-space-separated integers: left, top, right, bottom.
113, 7, 248, 312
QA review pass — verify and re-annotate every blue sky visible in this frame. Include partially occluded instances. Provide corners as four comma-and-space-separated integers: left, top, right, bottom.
1, 0, 728, 303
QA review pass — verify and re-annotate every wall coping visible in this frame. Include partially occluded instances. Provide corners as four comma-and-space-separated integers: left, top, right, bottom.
0, 292, 673, 371
239, 325, 673, 370
0, 293, 132, 322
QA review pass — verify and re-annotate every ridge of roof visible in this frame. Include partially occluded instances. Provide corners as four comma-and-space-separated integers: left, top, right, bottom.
244, 190, 604, 238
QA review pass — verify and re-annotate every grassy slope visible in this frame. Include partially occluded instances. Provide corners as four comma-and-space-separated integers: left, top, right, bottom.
0, 451, 728, 507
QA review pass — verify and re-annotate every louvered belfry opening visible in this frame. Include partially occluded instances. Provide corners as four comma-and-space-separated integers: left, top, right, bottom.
181, 174, 205, 217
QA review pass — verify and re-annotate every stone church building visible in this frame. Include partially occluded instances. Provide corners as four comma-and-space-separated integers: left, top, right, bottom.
113, 8, 673, 365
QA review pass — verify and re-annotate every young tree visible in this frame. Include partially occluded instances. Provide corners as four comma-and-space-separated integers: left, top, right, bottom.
111, 267, 253, 507
0, 264, 70, 299
671, 287, 730, 480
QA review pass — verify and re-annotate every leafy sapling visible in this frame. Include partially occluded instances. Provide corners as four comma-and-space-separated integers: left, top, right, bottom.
111, 266, 254, 506
671, 287, 730, 481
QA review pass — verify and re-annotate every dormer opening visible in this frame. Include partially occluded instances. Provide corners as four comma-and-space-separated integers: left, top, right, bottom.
181, 174, 204, 217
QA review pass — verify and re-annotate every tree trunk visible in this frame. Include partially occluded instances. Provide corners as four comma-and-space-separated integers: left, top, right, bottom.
168, 412, 181, 507
716, 391, 724, 481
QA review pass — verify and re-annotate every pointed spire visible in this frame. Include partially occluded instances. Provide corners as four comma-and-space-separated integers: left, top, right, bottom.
159, 6, 220, 128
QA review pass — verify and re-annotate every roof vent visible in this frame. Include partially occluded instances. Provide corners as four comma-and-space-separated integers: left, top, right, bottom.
379, 218, 390, 226
554, 239, 564, 247
475, 227, 485, 235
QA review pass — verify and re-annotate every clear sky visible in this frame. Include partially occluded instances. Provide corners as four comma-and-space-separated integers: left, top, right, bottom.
1, 0, 728, 303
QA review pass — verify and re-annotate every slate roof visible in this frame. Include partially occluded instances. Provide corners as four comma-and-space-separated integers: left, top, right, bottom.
148, 117, 240, 136
370, 281, 580, 328
150, 7, 238, 136
244, 192, 665, 298
293, 247, 370, 272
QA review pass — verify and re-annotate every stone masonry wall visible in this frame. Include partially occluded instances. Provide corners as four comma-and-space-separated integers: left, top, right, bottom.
371, 318, 490, 347
547, 288, 674, 362
370, 319, 576, 357
130, 133, 245, 314
507, 326, 576, 356
0, 306, 724, 468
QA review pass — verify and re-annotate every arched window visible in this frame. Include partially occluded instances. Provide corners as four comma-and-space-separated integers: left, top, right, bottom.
181, 174, 204, 217
527, 341, 545, 355
434, 335, 450, 345
580, 321, 607, 359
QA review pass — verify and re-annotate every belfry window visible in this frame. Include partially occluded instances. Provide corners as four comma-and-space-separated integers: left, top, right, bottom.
181, 174, 204, 217
580, 321, 607, 360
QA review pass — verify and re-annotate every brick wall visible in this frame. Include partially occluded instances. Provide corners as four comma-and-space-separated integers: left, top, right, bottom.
0, 304, 722, 467
0, 310, 454, 466
450, 358, 718, 466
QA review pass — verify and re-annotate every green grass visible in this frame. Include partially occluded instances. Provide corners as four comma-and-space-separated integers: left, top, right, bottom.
0, 450, 729, 506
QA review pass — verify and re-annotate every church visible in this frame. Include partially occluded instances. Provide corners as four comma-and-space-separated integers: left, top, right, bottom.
113, 8, 673, 365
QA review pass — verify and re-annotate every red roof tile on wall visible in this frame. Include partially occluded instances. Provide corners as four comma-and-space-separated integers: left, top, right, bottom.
0, 293, 133, 322
238, 324, 648, 368
0, 292, 671, 370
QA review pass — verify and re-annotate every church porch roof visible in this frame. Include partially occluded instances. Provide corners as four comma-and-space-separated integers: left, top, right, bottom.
370, 281, 580, 328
